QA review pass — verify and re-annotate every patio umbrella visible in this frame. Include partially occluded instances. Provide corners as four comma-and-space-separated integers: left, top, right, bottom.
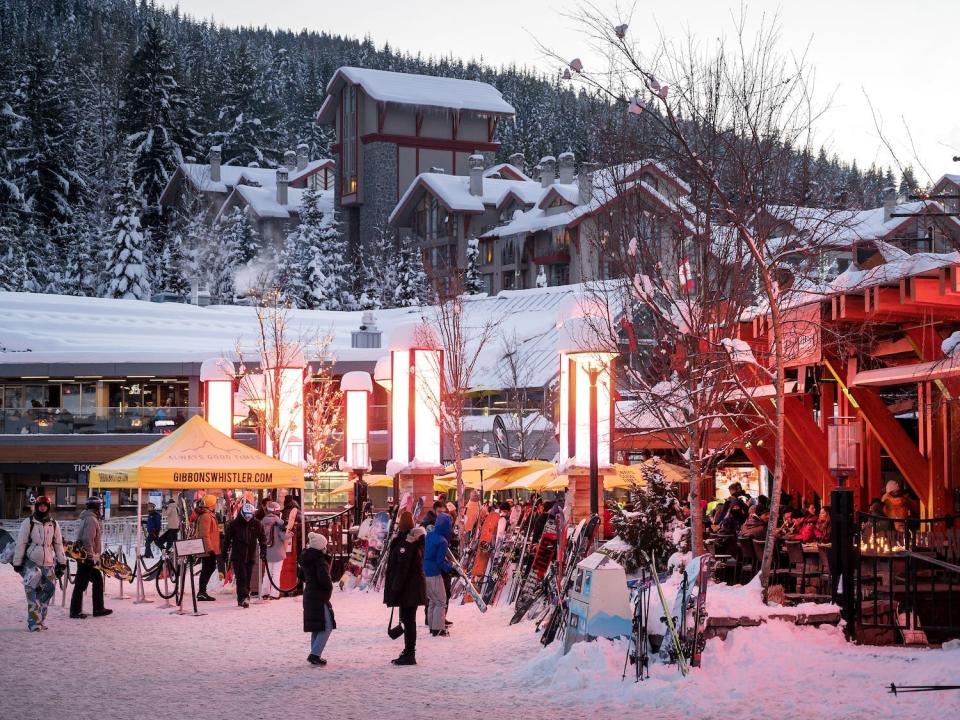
500, 465, 559, 491
443, 454, 524, 496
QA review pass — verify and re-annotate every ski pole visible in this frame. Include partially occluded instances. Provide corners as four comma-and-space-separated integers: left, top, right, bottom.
889, 684, 960, 694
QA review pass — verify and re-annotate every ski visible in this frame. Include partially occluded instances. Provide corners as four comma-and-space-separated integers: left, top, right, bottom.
510, 517, 558, 625
359, 510, 390, 591
689, 554, 713, 668
642, 550, 688, 676
446, 550, 487, 612
540, 514, 601, 647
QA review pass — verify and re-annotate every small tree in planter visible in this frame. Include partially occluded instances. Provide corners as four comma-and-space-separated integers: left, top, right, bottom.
610, 459, 684, 572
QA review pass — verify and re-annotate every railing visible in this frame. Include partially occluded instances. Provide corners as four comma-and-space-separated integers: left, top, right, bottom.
303, 507, 354, 581
0, 516, 140, 549
0, 407, 201, 435
854, 513, 960, 644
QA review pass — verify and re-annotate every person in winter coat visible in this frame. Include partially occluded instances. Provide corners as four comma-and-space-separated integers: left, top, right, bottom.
384, 511, 427, 665
739, 506, 770, 540
144, 503, 162, 559
881, 480, 916, 531
463, 491, 482, 538
423, 512, 453, 636
300, 532, 336, 665
194, 495, 221, 601
12, 495, 66, 631
222, 503, 267, 608
815, 506, 832, 542
69, 496, 112, 620
259, 501, 288, 600
159, 498, 180, 549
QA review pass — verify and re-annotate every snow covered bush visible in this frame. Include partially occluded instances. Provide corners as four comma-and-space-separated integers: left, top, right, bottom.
610, 459, 684, 572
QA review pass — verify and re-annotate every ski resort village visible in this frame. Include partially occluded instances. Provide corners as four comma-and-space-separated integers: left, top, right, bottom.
2, 1, 960, 719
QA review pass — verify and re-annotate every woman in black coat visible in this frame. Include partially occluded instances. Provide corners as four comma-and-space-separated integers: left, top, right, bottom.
300, 532, 336, 665
384, 510, 427, 666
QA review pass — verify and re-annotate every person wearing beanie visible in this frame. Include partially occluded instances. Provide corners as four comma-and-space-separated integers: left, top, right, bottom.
143, 502, 162, 559
385, 511, 427, 665
301, 532, 336, 665
423, 512, 454, 637
12, 495, 66, 631
194, 494, 222, 602
159, 498, 180, 550
259, 501, 288, 600
222, 503, 267, 608
70, 495, 112, 620
881, 480, 916, 531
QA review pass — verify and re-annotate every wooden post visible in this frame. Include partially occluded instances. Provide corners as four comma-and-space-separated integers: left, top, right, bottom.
567, 469, 598, 523
399, 473, 435, 520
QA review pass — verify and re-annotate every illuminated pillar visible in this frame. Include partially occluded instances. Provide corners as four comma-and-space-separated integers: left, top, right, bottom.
200, 358, 235, 437
341, 371, 372, 521
263, 349, 305, 465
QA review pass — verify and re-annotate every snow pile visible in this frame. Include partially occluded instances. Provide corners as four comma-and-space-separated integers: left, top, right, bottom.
720, 337, 756, 365
706, 575, 839, 619
943, 331, 960, 359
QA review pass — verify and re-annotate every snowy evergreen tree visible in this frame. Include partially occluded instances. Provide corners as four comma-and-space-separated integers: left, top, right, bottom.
464, 238, 484, 295
274, 228, 310, 307
63, 217, 100, 296
119, 17, 193, 224
292, 188, 354, 310
610, 459, 682, 572
103, 170, 151, 300
393, 239, 430, 307
899, 166, 918, 198
219, 206, 261, 267
159, 230, 190, 296
356, 258, 383, 310
210, 42, 277, 167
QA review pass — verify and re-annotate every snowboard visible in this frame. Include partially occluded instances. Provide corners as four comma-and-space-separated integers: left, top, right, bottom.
509, 518, 558, 625
689, 554, 713, 668
470, 512, 501, 581
447, 550, 488, 612
339, 514, 372, 590
540, 514, 601, 646
359, 511, 390, 591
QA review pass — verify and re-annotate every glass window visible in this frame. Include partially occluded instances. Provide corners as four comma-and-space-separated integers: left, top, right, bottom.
503, 272, 516, 290
61, 384, 81, 415
56, 486, 77, 508
81, 383, 96, 415
25, 385, 49, 409
119, 489, 138, 507
3, 385, 21, 409
481, 241, 494, 265
341, 85, 358, 194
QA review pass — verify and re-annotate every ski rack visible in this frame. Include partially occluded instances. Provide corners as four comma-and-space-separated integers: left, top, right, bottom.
622, 568, 653, 682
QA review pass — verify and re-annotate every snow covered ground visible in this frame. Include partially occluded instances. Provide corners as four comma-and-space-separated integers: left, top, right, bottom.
1, 569, 957, 720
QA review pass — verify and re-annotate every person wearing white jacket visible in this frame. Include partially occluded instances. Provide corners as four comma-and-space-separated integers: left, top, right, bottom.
11, 495, 66, 631
259, 501, 288, 600
69, 496, 112, 620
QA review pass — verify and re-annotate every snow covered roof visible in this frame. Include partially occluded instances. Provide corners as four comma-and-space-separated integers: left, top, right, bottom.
830, 251, 960, 292
162, 159, 333, 201
317, 67, 515, 124
389, 173, 539, 225
483, 163, 532, 182
217, 185, 334, 222
0, 284, 618, 393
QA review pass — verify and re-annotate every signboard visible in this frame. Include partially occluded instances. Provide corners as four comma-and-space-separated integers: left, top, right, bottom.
778, 304, 821, 369
174, 538, 207, 559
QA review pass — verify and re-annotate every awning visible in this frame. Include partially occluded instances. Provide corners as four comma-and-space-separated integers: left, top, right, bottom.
851, 356, 960, 388
89, 416, 304, 490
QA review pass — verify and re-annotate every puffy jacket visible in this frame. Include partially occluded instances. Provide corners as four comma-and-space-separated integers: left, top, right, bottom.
384, 527, 427, 608
882, 491, 914, 529
793, 516, 817, 543
75, 509, 103, 560
423, 513, 453, 577
261, 513, 289, 563
300, 545, 336, 633
739, 514, 768, 541
146, 510, 162, 535
222, 515, 267, 566
13, 513, 66, 568
162, 502, 180, 531
193, 507, 221, 556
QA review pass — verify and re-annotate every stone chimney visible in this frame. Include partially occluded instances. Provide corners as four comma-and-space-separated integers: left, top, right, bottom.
509, 153, 525, 174
540, 156, 556, 188
283, 150, 297, 171
469, 154, 485, 197
276, 167, 289, 206
296, 143, 309, 172
578, 163, 597, 205
558, 151, 575, 184
209, 146, 221, 183
882, 187, 897, 223
430, 166, 445, 174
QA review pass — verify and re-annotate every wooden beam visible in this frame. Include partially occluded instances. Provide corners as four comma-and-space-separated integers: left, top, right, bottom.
865, 286, 955, 321
938, 264, 960, 295
901, 276, 960, 308
848, 386, 931, 515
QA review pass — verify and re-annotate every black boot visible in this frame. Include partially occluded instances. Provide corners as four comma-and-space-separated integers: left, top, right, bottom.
392, 651, 416, 666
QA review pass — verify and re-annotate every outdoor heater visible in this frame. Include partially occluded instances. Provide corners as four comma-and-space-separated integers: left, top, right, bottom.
340, 370, 373, 525
200, 357, 235, 438
558, 336, 616, 517
827, 415, 860, 636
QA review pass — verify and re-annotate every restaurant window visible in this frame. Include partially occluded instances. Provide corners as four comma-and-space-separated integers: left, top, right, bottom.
119, 488, 138, 507
56, 486, 77, 508
341, 85, 358, 195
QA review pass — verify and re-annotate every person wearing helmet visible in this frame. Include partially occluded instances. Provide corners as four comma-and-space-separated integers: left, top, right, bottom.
12, 495, 67, 631
259, 500, 288, 600
69, 495, 112, 620
193, 495, 221, 601
222, 502, 267, 608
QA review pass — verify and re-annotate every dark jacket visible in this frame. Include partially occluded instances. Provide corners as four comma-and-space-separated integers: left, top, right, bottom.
419, 509, 438, 530
739, 513, 768, 540
146, 510, 162, 536
423, 513, 453, 577
300, 547, 336, 632
222, 515, 267, 566
384, 527, 427, 608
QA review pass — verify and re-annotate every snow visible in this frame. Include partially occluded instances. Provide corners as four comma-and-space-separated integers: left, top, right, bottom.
851, 356, 960, 388
2, 567, 955, 720
943, 331, 960, 358
720, 337, 756, 365
389, 172, 538, 225
173, 159, 331, 197
318, 67, 515, 123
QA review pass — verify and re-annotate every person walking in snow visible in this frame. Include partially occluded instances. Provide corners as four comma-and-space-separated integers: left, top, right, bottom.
423, 512, 453, 637
158, 498, 180, 549
260, 501, 288, 600
222, 503, 267, 608
12, 495, 66, 631
69, 496, 112, 620
385, 511, 427, 665
144, 502, 162, 559
301, 532, 336, 665
194, 495, 221, 601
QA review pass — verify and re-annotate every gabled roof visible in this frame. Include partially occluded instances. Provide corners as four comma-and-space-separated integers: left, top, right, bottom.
484, 163, 531, 182
159, 159, 333, 205
215, 186, 335, 223
317, 67, 516, 124
388, 173, 536, 226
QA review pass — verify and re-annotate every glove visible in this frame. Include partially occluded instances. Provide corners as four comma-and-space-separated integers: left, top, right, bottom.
55, 563, 65, 579
12, 565, 22, 575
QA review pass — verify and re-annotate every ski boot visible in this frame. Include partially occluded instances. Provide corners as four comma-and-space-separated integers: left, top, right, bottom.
391, 651, 416, 666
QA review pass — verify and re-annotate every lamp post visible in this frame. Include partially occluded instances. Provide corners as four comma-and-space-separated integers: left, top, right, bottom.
200, 358, 235, 437
341, 371, 372, 527
586, 363, 601, 516
827, 416, 860, 638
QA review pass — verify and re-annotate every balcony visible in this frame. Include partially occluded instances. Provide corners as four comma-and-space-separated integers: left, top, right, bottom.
0, 407, 201, 435
533, 243, 571, 265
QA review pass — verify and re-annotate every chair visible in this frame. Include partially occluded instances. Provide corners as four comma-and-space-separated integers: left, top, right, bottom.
709, 534, 738, 584
737, 537, 757, 583
817, 545, 832, 596
783, 541, 816, 593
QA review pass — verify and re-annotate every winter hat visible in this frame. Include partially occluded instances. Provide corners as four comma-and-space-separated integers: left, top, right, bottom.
885, 480, 900, 494
308, 532, 328, 552
34, 495, 51, 510
397, 511, 415, 533
86, 495, 104, 509
240, 503, 255, 519
266, 501, 281, 514
446, 502, 457, 514
203, 494, 217, 508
